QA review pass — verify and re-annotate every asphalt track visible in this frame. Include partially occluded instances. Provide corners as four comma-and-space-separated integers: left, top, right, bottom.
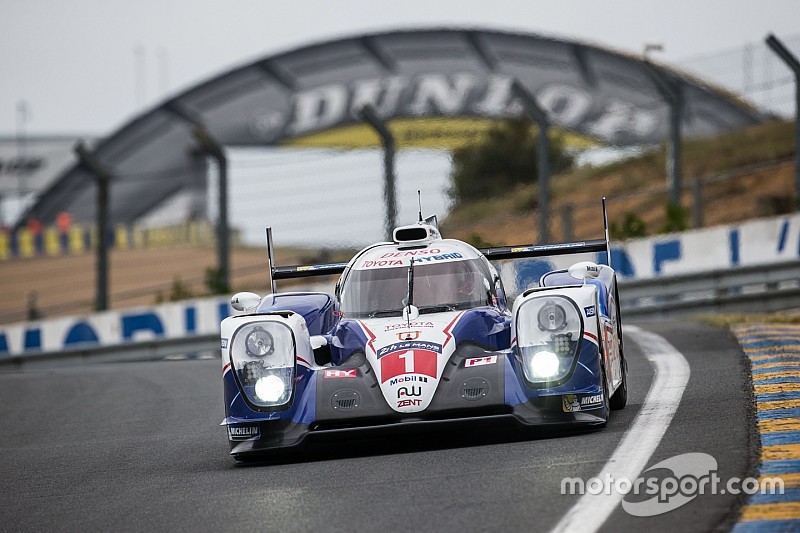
0, 320, 753, 532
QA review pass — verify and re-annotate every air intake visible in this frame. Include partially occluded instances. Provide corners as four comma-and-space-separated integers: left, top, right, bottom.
331, 389, 360, 411
392, 223, 441, 247
460, 378, 489, 401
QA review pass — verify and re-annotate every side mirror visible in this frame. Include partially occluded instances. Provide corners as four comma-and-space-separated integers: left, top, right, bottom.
568, 261, 601, 281
310, 335, 328, 350
403, 304, 420, 322
231, 292, 262, 313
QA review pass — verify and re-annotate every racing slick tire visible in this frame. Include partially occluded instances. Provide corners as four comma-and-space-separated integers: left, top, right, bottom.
609, 282, 628, 411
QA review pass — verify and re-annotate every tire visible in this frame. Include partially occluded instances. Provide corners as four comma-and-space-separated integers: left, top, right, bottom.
609, 280, 628, 410
596, 312, 611, 425
610, 358, 628, 410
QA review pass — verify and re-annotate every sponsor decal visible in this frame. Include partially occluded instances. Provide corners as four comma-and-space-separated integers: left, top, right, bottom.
228, 424, 260, 440
248, 74, 658, 145
397, 386, 423, 398
381, 349, 438, 382
221, 338, 228, 349
389, 375, 429, 385
380, 249, 441, 258
397, 399, 423, 408
384, 322, 435, 332
323, 369, 357, 379
396, 331, 420, 341
361, 252, 463, 268
465, 355, 497, 367
378, 340, 442, 357
584, 306, 596, 318
562, 393, 604, 413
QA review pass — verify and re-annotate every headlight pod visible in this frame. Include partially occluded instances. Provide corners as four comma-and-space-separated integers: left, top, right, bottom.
231, 321, 295, 408
516, 295, 583, 385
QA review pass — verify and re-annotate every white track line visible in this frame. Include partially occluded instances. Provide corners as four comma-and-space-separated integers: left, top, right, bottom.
550, 325, 691, 533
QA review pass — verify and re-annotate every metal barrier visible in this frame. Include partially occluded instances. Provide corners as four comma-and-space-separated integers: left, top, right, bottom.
2, 262, 798, 368
619, 261, 800, 318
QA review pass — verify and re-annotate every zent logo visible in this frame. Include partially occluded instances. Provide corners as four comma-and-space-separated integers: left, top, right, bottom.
324, 369, 357, 379
397, 399, 423, 408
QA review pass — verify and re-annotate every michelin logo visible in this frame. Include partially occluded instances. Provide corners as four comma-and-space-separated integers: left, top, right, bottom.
228, 425, 260, 440
562, 393, 603, 412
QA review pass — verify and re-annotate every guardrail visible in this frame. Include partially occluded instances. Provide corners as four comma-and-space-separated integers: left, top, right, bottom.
619, 261, 800, 318
2, 262, 798, 369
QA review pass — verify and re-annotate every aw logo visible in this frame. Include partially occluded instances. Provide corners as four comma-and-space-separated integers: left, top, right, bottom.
397, 386, 422, 398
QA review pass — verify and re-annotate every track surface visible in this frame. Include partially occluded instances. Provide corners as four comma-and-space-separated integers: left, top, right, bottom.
0, 321, 751, 532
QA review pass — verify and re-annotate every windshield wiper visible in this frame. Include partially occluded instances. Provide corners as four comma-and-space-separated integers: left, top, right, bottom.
368, 308, 402, 318
417, 304, 456, 314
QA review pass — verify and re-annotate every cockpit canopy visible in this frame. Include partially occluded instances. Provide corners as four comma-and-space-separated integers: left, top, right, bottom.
340, 258, 493, 319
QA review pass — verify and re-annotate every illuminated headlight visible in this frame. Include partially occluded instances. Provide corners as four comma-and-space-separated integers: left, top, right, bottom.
528, 351, 560, 378
255, 374, 286, 403
517, 295, 583, 385
230, 321, 295, 408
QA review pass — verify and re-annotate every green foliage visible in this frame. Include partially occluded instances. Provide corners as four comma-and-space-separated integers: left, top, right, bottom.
465, 233, 495, 248
609, 212, 647, 240
204, 266, 229, 295
660, 202, 689, 234
448, 117, 575, 204
169, 276, 193, 301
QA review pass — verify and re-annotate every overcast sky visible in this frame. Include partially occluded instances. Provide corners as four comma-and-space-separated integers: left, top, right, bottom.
3, 0, 800, 137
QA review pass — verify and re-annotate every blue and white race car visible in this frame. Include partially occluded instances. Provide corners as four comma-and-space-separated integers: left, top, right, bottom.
220, 212, 627, 461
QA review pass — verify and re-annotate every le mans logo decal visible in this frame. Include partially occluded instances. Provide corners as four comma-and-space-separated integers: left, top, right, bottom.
562, 393, 604, 412
584, 306, 596, 318
221, 338, 228, 349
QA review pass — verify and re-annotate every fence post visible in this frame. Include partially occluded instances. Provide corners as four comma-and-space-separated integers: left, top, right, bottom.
766, 34, 800, 210
358, 105, 396, 241
511, 80, 550, 244
692, 177, 704, 228
74, 142, 112, 311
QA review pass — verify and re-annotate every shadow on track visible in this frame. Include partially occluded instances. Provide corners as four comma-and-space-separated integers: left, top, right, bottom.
230, 424, 601, 468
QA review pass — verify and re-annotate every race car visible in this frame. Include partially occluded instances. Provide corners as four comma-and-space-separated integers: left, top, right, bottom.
220, 209, 627, 461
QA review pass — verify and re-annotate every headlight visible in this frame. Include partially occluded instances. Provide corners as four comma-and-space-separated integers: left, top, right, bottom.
246, 327, 274, 357
255, 374, 287, 403
516, 295, 583, 384
230, 321, 295, 408
529, 351, 560, 378
538, 301, 567, 331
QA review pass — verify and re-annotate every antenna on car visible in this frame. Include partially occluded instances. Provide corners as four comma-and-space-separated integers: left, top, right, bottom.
418, 190, 423, 222
602, 197, 611, 267
403, 258, 416, 335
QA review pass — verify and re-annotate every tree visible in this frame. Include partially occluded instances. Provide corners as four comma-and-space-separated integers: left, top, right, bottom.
448, 117, 574, 204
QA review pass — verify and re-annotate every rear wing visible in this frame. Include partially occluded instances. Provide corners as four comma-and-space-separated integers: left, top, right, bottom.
265, 199, 612, 293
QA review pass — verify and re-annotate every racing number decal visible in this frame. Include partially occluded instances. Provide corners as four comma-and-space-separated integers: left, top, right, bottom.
381, 349, 437, 382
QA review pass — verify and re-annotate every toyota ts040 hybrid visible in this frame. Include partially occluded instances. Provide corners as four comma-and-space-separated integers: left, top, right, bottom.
220, 207, 627, 461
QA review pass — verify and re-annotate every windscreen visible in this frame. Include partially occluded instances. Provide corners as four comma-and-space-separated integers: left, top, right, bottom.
341, 259, 491, 319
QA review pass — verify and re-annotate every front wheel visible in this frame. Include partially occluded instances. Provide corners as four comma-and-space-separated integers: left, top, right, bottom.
610, 357, 628, 410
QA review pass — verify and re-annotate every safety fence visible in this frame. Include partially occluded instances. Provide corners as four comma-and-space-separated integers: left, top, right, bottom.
2, 261, 798, 368
0, 220, 219, 261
